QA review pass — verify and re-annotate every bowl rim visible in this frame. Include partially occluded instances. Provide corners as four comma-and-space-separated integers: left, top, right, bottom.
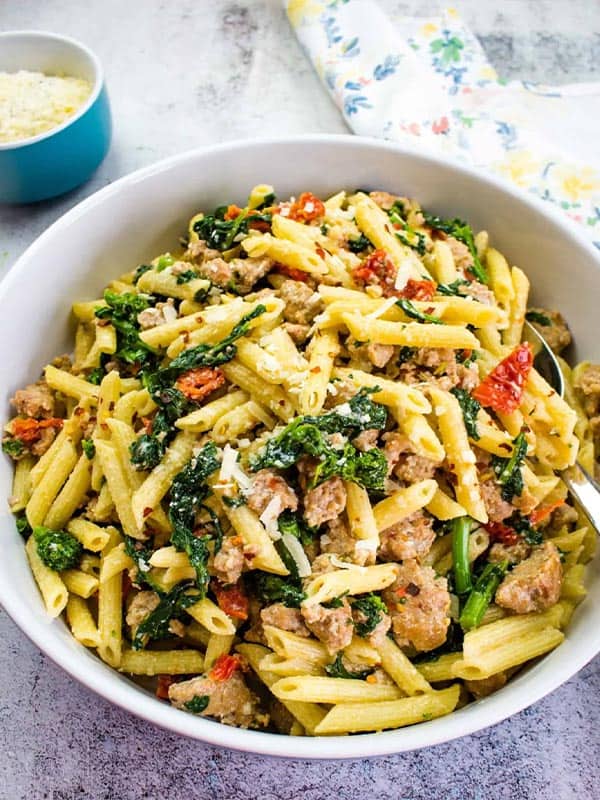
0, 29, 104, 151
1, 133, 599, 759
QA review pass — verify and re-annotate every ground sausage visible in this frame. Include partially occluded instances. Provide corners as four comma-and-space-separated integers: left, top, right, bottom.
229, 256, 274, 294
549, 502, 578, 532
465, 671, 508, 699
137, 299, 177, 330
369, 191, 400, 210
279, 279, 324, 325
196, 256, 233, 288
247, 469, 298, 517
283, 322, 310, 344
211, 536, 246, 585
574, 363, 600, 417
11, 381, 55, 419
301, 599, 354, 654
303, 475, 347, 528
480, 478, 515, 523
459, 281, 496, 306
352, 608, 392, 648
168, 668, 262, 728
488, 540, 532, 565
495, 541, 563, 614
379, 511, 436, 562
261, 603, 311, 637
527, 308, 571, 354
185, 239, 221, 263
352, 428, 379, 452
447, 236, 474, 270
397, 347, 479, 392
382, 560, 450, 652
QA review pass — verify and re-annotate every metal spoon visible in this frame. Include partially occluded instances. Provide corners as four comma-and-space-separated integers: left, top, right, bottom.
523, 320, 600, 532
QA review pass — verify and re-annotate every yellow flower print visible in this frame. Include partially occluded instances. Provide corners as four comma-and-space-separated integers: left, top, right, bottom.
445, 7, 459, 18
479, 65, 498, 81
420, 22, 439, 37
496, 151, 541, 187
286, 0, 324, 29
557, 167, 600, 202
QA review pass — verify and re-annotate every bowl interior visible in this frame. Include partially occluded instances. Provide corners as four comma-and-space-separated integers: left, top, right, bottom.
0, 31, 98, 85
1, 136, 599, 758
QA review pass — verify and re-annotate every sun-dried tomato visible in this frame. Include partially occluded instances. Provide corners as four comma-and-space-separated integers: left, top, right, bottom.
212, 579, 249, 621
529, 498, 566, 527
209, 654, 242, 682
274, 263, 310, 283
11, 417, 63, 443
352, 248, 397, 297
224, 204, 244, 221
472, 343, 533, 414
175, 367, 225, 403
484, 521, 519, 546
398, 279, 437, 301
156, 674, 174, 700
276, 192, 325, 223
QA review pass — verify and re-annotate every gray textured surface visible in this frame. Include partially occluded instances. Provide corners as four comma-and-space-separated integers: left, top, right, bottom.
1, 1, 600, 798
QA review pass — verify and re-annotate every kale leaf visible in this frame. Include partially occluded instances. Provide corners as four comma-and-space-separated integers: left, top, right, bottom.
176, 269, 198, 284
95, 291, 157, 368
525, 310, 552, 327
33, 526, 82, 571
507, 511, 543, 545
133, 264, 153, 285
396, 298, 443, 324
277, 510, 318, 547
312, 443, 388, 492
184, 695, 210, 714
87, 366, 104, 385
436, 279, 470, 296
16, 513, 32, 539
325, 654, 373, 680
253, 572, 305, 608
491, 432, 528, 501
351, 594, 388, 637
450, 388, 481, 440
132, 582, 199, 650
2, 438, 24, 458
388, 209, 427, 256
124, 536, 165, 594
347, 233, 372, 253
82, 438, 96, 459
422, 212, 488, 284
192, 206, 271, 252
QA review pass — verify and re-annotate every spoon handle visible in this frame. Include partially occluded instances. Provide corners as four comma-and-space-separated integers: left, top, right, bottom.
562, 462, 600, 534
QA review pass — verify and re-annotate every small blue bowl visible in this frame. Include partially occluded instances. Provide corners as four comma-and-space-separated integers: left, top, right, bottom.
0, 30, 112, 204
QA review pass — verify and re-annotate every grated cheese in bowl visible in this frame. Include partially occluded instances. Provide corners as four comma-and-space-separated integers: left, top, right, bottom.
0, 70, 92, 144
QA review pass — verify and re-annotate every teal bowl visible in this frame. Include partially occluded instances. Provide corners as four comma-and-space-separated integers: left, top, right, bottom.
0, 30, 112, 204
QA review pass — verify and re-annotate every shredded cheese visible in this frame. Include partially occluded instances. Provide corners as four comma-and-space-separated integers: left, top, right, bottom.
366, 296, 399, 320
259, 496, 283, 539
281, 533, 312, 578
330, 554, 367, 572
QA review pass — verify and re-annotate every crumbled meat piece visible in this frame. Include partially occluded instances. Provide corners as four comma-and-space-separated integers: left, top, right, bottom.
352, 428, 379, 452
228, 256, 274, 294
11, 381, 55, 419
480, 477, 515, 522
196, 256, 233, 288
282, 322, 310, 344
379, 511, 436, 562
185, 239, 221, 263
352, 608, 392, 648
397, 347, 479, 392
369, 191, 400, 210
303, 476, 347, 528
527, 308, 571, 354
382, 560, 450, 652
465, 671, 508, 699
125, 591, 160, 631
301, 599, 354, 654
168, 619, 186, 638
382, 432, 412, 474
319, 517, 355, 557
170, 260, 197, 276
512, 489, 538, 516
137, 299, 176, 330
309, 553, 338, 575
574, 363, 600, 418
322, 377, 358, 409
549, 502, 578, 532
489, 540, 532, 565
247, 469, 298, 517
279, 279, 324, 325
382, 431, 440, 482
51, 354, 73, 372
495, 541, 563, 614
352, 341, 395, 368
168, 668, 262, 728
31, 426, 59, 456
447, 236, 474, 270
267, 697, 297, 734
459, 281, 496, 306
260, 603, 311, 637
211, 536, 245, 584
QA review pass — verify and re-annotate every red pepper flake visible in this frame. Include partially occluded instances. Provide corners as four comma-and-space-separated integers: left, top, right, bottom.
276, 192, 325, 223
156, 674, 174, 700
175, 367, 225, 403
212, 579, 249, 621
352, 248, 397, 297
398, 279, 437, 301
11, 417, 63, 443
529, 498, 565, 527
143, 507, 153, 518
209, 654, 242, 682
315, 246, 326, 259
274, 263, 310, 283
484, 520, 519, 546
472, 343, 533, 414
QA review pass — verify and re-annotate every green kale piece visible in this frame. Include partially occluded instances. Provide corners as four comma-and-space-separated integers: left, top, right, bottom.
86, 366, 104, 385
412, 622, 464, 664
184, 695, 210, 714
132, 582, 199, 650
33, 526, 82, 571
2, 438, 24, 458
347, 233, 372, 254
82, 438, 96, 459
397, 346, 417, 364
133, 264, 152, 284
192, 206, 272, 252
388, 209, 427, 256
491, 432, 528, 501
450, 388, 481, 440
507, 512, 543, 545
16, 514, 32, 539
351, 594, 387, 637
525, 310, 552, 327
253, 572, 305, 608
277, 510, 318, 547
312, 443, 388, 492
396, 298, 444, 324
436, 279, 470, 296
95, 291, 157, 368
176, 269, 198, 285
129, 433, 165, 472
325, 654, 373, 680
422, 212, 488, 284
124, 536, 164, 594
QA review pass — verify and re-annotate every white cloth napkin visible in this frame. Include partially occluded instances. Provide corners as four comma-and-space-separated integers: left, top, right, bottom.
284, 1, 600, 247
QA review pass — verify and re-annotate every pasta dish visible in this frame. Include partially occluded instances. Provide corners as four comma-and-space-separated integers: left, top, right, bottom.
4, 185, 597, 735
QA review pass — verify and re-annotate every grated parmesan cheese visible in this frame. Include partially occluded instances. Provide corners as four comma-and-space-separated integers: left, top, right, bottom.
0, 70, 92, 144
366, 296, 399, 320
259, 496, 283, 539
394, 258, 414, 292
282, 533, 312, 578
355, 539, 378, 553
330, 554, 367, 572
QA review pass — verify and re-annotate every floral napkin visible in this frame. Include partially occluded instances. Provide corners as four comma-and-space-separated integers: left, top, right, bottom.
284, 0, 600, 247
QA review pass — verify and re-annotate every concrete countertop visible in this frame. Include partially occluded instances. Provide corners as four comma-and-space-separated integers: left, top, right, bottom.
1, 2, 599, 798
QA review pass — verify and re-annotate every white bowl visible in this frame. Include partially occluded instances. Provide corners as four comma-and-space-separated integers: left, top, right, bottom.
1, 135, 599, 759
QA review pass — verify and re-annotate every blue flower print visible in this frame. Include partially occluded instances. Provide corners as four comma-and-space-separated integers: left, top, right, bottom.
374, 54, 401, 81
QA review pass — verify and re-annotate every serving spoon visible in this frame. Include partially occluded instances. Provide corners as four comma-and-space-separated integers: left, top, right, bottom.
523, 321, 600, 533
